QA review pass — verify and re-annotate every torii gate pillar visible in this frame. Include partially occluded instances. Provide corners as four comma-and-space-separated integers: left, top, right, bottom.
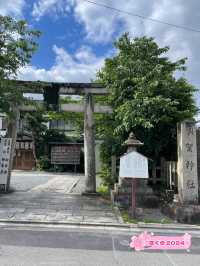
84, 93, 96, 193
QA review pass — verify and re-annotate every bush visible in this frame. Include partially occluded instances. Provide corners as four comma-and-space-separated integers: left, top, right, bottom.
97, 184, 110, 199
160, 189, 175, 204
53, 165, 65, 172
99, 164, 114, 188
36, 156, 51, 171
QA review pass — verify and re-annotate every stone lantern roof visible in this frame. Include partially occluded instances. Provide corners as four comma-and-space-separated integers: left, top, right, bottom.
124, 132, 143, 152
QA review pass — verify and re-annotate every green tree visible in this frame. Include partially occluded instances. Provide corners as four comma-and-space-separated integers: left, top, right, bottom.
23, 110, 48, 160
97, 34, 197, 181
0, 16, 40, 114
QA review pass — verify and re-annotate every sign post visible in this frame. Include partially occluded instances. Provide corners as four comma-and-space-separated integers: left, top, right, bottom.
119, 133, 148, 217
131, 178, 137, 217
0, 138, 12, 191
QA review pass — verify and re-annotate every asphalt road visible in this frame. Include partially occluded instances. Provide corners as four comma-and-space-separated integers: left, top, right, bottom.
0, 225, 199, 266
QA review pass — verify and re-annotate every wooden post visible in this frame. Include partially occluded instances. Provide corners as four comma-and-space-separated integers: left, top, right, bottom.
6, 108, 20, 191
111, 155, 117, 181
152, 163, 157, 185
169, 162, 172, 189
84, 93, 96, 193
131, 178, 137, 217
160, 157, 164, 183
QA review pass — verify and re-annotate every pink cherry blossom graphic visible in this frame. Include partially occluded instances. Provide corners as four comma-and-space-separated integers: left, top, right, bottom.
130, 231, 191, 251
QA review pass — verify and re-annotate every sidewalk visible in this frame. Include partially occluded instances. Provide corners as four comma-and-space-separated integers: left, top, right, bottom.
0, 171, 120, 224
0, 192, 120, 224
1, 171, 200, 232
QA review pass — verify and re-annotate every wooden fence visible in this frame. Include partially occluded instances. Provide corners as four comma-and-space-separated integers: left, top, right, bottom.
148, 160, 177, 189
111, 155, 178, 189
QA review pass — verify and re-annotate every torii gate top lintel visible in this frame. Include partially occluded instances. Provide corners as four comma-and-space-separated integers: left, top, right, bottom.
15, 80, 108, 95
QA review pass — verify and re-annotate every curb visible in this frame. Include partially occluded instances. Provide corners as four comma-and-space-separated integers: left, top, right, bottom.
0, 219, 199, 232
113, 206, 124, 224
137, 222, 200, 231
112, 206, 200, 231
0, 219, 130, 230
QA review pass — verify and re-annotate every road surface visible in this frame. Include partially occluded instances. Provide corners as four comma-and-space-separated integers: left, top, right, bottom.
0, 225, 199, 266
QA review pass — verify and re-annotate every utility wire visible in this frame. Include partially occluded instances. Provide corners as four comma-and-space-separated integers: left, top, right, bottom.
82, 0, 200, 34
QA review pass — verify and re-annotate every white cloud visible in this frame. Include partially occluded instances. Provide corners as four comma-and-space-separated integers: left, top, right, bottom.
32, 0, 119, 41
18, 44, 105, 82
75, 0, 200, 105
32, 0, 71, 20
75, 45, 97, 64
0, 0, 25, 17
73, 0, 119, 42
31, 0, 200, 104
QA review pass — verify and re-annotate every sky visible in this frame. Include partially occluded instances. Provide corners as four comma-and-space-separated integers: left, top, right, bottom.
1, 0, 200, 106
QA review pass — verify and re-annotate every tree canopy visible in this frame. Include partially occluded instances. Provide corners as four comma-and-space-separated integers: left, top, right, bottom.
0, 16, 40, 115
97, 33, 197, 177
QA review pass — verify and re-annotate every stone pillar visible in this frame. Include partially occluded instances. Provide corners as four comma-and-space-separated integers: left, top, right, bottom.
84, 93, 96, 193
177, 121, 198, 203
196, 128, 200, 198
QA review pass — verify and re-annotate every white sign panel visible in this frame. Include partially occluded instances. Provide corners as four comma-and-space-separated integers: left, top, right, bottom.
0, 138, 12, 185
119, 151, 148, 179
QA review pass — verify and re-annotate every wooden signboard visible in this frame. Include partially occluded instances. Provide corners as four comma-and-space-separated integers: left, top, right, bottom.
51, 144, 81, 165
0, 138, 12, 187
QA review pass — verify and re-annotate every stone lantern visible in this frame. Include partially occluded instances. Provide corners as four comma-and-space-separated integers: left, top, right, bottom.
124, 132, 146, 191
123, 132, 157, 212
124, 132, 143, 153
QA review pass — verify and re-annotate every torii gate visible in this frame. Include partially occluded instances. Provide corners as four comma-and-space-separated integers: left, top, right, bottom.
8, 80, 111, 194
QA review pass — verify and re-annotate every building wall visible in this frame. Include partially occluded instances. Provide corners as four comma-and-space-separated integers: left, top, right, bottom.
50, 120, 75, 132
0, 116, 7, 137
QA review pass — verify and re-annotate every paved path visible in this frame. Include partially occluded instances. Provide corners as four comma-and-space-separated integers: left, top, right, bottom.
0, 171, 120, 224
10, 171, 82, 193
71, 174, 102, 194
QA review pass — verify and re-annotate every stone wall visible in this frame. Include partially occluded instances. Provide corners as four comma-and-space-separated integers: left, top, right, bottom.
111, 178, 159, 209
